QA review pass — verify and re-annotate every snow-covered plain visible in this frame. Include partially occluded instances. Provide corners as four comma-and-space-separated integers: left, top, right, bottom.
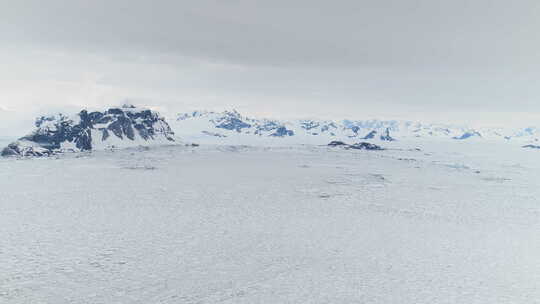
2, 140, 540, 303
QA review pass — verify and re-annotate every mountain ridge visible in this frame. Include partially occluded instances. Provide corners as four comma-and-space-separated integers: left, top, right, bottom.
3, 107, 540, 157
171, 109, 540, 144
2, 105, 175, 157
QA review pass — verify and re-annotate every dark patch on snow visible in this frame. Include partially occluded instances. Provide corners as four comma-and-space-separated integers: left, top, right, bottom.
328, 141, 348, 147
253, 121, 294, 137
362, 130, 377, 139
270, 126, 294, 137
348, 142, 384, 150
327, 141, 384, 150
379, 128, 396, 141
214, 111, 252, 132
300, 120, 320, 130
216, 117, 252, 132
1, 143, 52, 157
202, 131, 227, 138
397, 158, 417, 162
453, 131, 482, 140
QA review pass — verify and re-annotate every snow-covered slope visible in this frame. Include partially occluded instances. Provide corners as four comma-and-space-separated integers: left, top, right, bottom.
2, 105, 176, 156
171, 110, 540, 145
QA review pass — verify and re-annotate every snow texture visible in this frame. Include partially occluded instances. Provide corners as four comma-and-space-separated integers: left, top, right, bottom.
2, 140, 540, 303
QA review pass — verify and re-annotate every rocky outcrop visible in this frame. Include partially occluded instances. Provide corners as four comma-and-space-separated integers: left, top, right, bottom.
362, 130, 378, 140
348, 142, 384, 150
327, 141, 383, 150
301, 120, 338, 136
215, 112, 252, 132
2, 105, 175, 157
328, 141, 348, 147
270, 126, 294, 137
379, 128, 396, 141
1, 142, 52, 157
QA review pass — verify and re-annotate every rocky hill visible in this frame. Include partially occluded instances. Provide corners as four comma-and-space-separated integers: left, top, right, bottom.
2, 105, 175, 157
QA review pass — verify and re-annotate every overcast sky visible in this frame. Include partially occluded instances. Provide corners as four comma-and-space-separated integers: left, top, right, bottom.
1, 0, 540, 134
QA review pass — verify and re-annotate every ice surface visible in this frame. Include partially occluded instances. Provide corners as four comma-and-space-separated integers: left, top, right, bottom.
1, 141, 540, 303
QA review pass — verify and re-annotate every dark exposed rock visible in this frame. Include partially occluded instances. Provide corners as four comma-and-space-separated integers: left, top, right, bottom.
101, 128, 110, 141
453, 131, 482, 140
362, 130, 377, 139
300, 120, 320, 130
1, 142, 52, 157
254, 121, 278, 134
380, 128, 396, 141
2, 105, 175, 157
107, 108, 125, 115
74, 128, 93, 151
253, 121, 294, 137
327, 141, 384, 150
328, 141, 348, 147
214, 111, 252, 132
301, 120, 337, 135
321, 123, 335, 132
216, 118, 251, 132
523, 145, 540, 149
1, 144, 20, 157
348, 142, 384, 150
270, 126, 294, 137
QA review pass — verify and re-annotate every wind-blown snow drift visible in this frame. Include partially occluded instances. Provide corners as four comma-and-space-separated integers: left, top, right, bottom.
2, 105, 175, 157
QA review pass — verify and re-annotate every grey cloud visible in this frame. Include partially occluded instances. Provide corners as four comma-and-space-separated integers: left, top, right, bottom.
1, 0, 540, 132
2, 0, 540, 68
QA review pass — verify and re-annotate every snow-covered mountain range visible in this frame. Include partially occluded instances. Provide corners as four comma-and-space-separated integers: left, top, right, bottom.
171, 110, 540, 145
2, 105, 175, 156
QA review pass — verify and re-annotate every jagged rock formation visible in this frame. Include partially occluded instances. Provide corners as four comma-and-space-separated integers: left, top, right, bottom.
327, 141, 384, 150
2, 105, 175, 157
2, 142, 52, 157
270, 127, 294, 137
348, 142, 384, 150
214, 112, 252, 132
